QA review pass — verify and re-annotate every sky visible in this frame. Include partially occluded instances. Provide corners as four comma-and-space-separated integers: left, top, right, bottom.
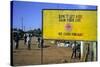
12, 1, 97, 31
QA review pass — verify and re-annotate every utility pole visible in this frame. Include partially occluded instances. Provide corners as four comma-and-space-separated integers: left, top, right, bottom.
24, 26, 25, 32
21, 17, 23, 31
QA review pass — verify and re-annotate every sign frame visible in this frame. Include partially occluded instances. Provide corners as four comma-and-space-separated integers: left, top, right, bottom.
42, 9, 97, 41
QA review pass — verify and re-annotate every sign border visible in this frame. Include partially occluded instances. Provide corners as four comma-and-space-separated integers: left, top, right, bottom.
42, 9, 97, 41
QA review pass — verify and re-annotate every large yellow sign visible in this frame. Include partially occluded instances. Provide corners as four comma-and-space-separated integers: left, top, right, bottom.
43, 10, 97, 41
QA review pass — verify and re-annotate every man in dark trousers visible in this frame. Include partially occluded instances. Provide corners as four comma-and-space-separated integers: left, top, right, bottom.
37, 37, 41, 48
14, 33, 19, 49
71, 41, 77, 59
76, 43, 81, 59
24, 33, 27, 45
41, 38, 44, 48
28, 34, 32, 50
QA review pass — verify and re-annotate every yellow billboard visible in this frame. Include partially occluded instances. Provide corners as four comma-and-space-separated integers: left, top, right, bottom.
43, 10, 97, 41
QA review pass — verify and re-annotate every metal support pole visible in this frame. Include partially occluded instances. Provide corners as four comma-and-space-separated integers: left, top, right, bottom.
80, 41, 83, 60
41, 39, 43, 64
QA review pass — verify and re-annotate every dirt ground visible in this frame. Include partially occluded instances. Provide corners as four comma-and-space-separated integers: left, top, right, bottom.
12, 37, 81, 66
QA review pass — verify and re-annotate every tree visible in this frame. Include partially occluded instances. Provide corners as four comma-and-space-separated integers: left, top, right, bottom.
33, 28, 41, 37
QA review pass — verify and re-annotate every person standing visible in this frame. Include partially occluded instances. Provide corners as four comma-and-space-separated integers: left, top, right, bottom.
76, 43, 81, 59
26, 33, 31, 50
14, 33, 19, 49
37, 37, 41, 48
71, 41, 77, 59
24, 33, 27, 45
41, 38, 44, 48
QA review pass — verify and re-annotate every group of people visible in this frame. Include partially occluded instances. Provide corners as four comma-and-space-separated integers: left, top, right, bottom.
13, 33, 43, 50
14, 34, 80, 59
24, 33, 32, 50
13, 33, 32, 50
